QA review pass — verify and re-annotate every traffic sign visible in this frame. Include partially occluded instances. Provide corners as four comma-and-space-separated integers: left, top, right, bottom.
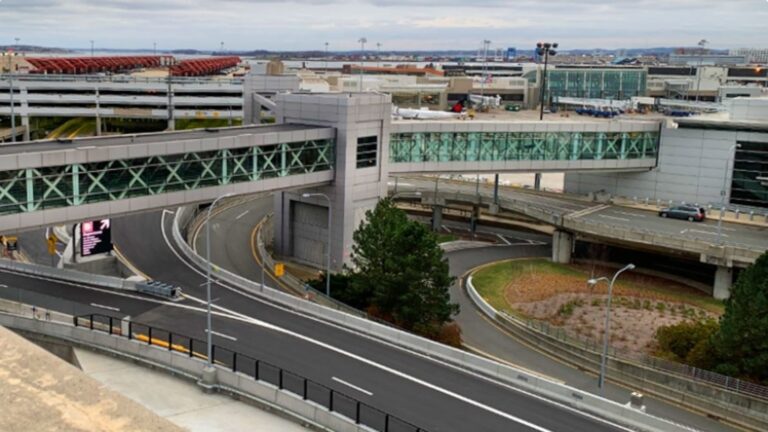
274, 262, 285, 277
80, 218, 113, 257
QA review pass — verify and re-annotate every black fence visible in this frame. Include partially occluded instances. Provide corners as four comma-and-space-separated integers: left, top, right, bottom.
74, 313, 426, 432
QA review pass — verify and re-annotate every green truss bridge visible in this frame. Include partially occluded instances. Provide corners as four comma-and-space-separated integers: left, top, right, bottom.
0, 119, 660, 232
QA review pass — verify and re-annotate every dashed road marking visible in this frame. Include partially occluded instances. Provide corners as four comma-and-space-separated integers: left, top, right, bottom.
598, 214, 631, 222
90, 303, 120, 312
235, 210, 250, 220
206, 329, 238, 341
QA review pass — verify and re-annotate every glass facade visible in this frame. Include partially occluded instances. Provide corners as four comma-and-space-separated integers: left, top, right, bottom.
731, 141, 768, 209
545, 69, 647, 101
0, 139, 334, 215
389, 131, 658, 164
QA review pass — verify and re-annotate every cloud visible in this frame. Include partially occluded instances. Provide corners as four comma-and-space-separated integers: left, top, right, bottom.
1, 0, 766, 50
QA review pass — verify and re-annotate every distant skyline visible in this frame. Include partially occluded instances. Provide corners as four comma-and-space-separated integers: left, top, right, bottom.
2, 0, 768, 52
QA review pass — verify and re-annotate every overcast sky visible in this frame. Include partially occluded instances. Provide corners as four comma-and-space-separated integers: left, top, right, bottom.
1, 0, 767, 51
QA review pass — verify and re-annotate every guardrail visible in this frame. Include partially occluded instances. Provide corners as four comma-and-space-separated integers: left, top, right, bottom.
465, 275, 768, 432
73, 313, 426, 432
170, 205, 695, 432
0, 257, 137, 292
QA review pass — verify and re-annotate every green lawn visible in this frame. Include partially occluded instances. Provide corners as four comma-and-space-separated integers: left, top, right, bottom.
435, 233, 459, 244
471, 258, 724, 315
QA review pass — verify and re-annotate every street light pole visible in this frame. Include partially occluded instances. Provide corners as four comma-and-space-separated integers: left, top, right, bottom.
4, 51, 17, 143
302, 193, 332, 297
481, 39, 491, 98
695, 39, 708, 103
377, 42, 381, 68
588, 263, 636, 392
717, 144, 741, 244
324, 42, 329, 74
205, 193, 234, 367
153, 42, 157, 56
358, 37, 367, 92
536, 42, 558, 121
90, 40, 94, 57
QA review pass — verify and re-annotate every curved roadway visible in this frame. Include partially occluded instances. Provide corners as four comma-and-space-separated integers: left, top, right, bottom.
0, 208, 636, 431
197, 196, 733, 432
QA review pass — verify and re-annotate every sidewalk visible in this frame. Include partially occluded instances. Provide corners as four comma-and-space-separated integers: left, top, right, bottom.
75, 348, 308, 432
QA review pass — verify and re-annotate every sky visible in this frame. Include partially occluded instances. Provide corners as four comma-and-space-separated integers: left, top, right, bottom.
1, 0, 768, 51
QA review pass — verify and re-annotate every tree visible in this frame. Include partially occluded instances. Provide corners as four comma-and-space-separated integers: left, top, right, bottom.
348, 198, 458, 334
713, 252, 768, 383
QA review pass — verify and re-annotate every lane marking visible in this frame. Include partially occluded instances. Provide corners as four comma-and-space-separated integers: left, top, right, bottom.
90, 303, 120, 312
162, 209, 176, 215
497, 234, 511, 245
332, 376, 373, 396
688, 229, 728, 238
597, 214, 631, 222
235, 210, 250, 220
613, 210, 645, 218
158, 212, 553, 431
206, 329, 238, 341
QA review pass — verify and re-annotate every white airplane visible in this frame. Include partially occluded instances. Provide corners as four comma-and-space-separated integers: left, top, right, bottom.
392, 106, 461, 120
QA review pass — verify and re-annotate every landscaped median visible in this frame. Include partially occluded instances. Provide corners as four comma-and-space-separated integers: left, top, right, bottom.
466, 258, 768, 431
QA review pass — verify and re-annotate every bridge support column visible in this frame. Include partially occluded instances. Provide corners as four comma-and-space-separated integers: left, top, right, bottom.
713, 265, 733, 300
431, 205, 443, 231
552, 230, 573, 264
21, 116, 30, 141
534, 173, 542, 191
273, 93, 392, 272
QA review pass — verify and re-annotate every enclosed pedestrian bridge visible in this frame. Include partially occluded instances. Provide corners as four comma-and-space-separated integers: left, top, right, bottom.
0, 93, 661, 232
389, 121, 660, 174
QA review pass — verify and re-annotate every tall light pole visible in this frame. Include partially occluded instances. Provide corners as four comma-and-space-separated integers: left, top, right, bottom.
376, 42, 382, 68
358, 37, 367, 92
481, 39, 491, 98
536, 42, 558, 120
220, 41, 225, 54
717, 144, 741, 244
153, 41, 157, 56
3, 50, 17, 143
588, 263, 636, 392
205, 193, 234, 367
694, 39, 708, 103
324, 42, 329, 74
90, 40, 94, 57
302, 192, 332, 297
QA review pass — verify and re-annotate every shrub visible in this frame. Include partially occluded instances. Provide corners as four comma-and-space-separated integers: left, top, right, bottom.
433, 322, 462, 348
655, 319, 719, 362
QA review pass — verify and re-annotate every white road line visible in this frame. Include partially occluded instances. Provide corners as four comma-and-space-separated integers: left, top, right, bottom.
158, 212, 553, 431
206, 329, 238, 341
442, 225, 452, 233
162, 209, 176, 215
597, 214, 631, 222
497, 234, 511, 245
0, 284, 7, 288
235, 210, 250, 220
90, 303, 120, 312
332, 376, 373, 396
613, 211, 645, 218
689, 229, 728, 238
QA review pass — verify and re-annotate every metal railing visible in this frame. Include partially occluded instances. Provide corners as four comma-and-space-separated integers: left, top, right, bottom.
502, 311, 768, 401
74, 313, 427, 432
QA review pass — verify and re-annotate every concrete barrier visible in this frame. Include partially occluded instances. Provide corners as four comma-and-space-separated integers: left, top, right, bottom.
464, 276, 768, 432
0, 258, 137, 292
167, 206, 696, 432
0, 309, 366, 432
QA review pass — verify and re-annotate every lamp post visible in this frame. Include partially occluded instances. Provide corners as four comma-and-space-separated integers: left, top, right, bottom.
694, 39, 708, 103
324, 42, 329, 74
588, 263, 635, 392
153, 42, 157, 56
376, 42, 381, 68
302, 193, 332, 297
717, 144, 741, 244
481, 39, 491, 98
536, 42, 558, 120
90, 40, 94, 57
358, 37, 367, 92
205, 193, 234, 367
3, 50, 18, 143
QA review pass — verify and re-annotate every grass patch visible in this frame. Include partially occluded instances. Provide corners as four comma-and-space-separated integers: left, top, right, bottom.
471, 258, 724, 316
435, 233, 458, 244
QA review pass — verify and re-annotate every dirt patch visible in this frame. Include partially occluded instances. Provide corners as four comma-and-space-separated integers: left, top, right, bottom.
515, 293, 716, 355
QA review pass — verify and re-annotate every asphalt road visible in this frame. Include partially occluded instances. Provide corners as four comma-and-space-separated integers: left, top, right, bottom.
99, 209, 628, 431
196, 196, 730, 431
398, 177, 768, 252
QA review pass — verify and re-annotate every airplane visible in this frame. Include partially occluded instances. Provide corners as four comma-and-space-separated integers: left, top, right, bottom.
391, 106, 462, 120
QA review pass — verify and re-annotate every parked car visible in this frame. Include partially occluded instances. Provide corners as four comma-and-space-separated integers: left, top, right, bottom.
658, 206, 706, 222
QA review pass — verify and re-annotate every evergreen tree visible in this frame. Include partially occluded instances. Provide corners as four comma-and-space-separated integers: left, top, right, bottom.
714, 252, 768, 382
349, 198, 458, 334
